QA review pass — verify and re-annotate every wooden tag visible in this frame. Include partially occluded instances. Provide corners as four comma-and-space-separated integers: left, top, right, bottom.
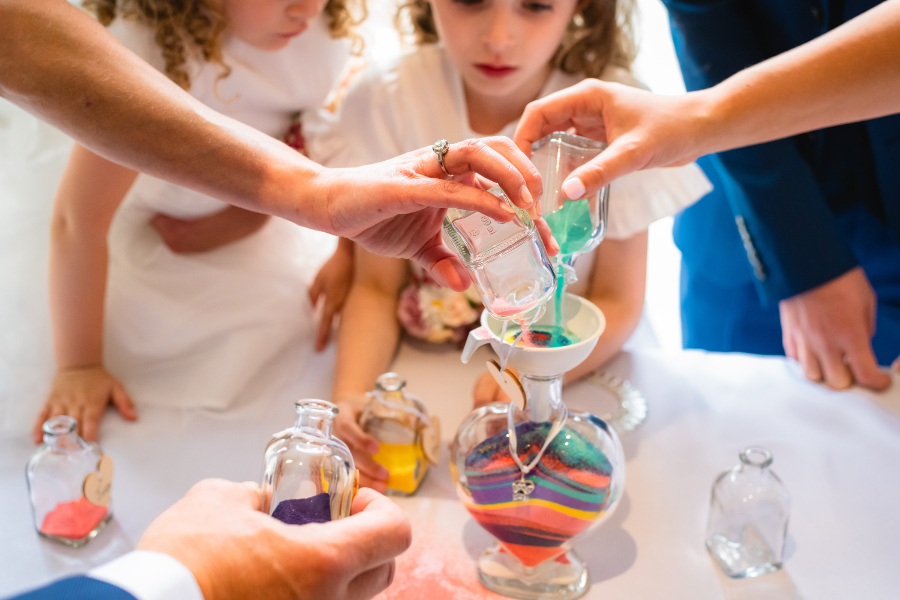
485, 359, 526, 410
82, 455, 113, 507
420, 415, 442, 465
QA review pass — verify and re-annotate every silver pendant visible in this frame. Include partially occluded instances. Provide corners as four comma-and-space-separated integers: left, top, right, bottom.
512, 478, 535, 501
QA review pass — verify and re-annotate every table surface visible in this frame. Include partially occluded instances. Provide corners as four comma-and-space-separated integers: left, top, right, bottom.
2, 339, 899, 600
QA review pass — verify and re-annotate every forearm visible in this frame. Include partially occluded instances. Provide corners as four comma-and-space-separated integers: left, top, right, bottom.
0, 0, 328, 228
331, 286, 402, 403
562, 297, 642, 384
695, 0, 900, 155
563, 236, 647, 384
48, 223, 109, 369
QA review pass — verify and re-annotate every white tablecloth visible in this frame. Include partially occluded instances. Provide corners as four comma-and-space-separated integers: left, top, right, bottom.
2, 339, 899, 599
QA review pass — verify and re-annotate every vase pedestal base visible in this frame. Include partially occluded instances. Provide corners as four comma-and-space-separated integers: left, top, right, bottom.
477, 545, 590, 600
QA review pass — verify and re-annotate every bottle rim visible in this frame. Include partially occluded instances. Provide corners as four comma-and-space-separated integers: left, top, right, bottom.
294, 399, 339, 417
43, 415, 77, 437
375, 372, 406, 392
739, 446, 773, 468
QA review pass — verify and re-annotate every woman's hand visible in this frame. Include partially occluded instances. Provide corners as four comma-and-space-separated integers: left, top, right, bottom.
317, 136, 555, 291
333, 397, 389, 493
34, 365, 136, 443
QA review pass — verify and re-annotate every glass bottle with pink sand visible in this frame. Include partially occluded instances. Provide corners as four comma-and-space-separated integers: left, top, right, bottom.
443, 186, 556, 324
26, 415, 114, 547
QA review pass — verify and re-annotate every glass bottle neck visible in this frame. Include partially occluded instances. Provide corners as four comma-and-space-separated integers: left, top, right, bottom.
520, 375, 564, 423
294, 400, 338, 438
42, 416, 89, 450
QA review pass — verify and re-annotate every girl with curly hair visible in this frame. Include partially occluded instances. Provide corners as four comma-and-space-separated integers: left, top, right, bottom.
305, 0, 711, 492
33, 0, 364, 443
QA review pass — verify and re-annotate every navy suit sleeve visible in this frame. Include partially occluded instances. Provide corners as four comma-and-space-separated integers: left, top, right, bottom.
8, 575, 138, 600
663, 0, 858, 304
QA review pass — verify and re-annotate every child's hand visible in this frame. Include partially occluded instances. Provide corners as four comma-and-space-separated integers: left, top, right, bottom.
472, 370, 514, 409
150, 206, 270, 253
33, 366, 136, 444
333, 397, 389, 493
309, 240, 354, 352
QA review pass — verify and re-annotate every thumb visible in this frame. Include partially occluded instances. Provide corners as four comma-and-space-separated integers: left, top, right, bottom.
414, 236, 472, 291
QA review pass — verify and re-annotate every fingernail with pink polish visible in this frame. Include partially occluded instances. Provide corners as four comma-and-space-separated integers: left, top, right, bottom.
562, 177, 586, 201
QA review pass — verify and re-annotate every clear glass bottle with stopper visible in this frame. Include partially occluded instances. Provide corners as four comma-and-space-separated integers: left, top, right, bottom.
359, 372, 441, 496
261, 399, 357, 525
26, 415, 114, 547
706, 446, 791, 578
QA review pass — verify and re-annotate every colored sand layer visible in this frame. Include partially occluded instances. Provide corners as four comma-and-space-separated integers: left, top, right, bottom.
462, 421, 613, 567
503, 325, 579, 348
40, 497, 108, 540
374, 442, 425, 495
544, 199, 593, 258
272, 493, 332, 525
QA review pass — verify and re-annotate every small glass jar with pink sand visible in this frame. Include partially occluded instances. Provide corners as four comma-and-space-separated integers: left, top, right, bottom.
443, 186, 556, 324
26, 416, 114, 547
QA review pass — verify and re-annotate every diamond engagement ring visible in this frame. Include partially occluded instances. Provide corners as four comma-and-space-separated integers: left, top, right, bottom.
432, 139, 450, 176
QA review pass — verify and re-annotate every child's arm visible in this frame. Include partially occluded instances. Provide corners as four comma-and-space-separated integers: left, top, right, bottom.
330, 246, 408, 492
309, 237, 355, 352
149, 206, 271, 253
34, 145, 140, 443
472, 233, 648, 406
563, 233, 648, 382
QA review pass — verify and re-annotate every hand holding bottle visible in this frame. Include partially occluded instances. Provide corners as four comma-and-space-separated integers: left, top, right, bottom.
138, 479, 410, 600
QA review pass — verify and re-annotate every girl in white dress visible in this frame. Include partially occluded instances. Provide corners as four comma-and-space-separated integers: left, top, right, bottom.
32, 0, 361, 443
305, 0, 711, 491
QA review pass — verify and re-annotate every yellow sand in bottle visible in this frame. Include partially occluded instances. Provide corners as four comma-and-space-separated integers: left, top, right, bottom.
374, 442, 426, 495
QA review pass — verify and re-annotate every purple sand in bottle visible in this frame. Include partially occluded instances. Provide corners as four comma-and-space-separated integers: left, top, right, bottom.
272, 493, 332, 525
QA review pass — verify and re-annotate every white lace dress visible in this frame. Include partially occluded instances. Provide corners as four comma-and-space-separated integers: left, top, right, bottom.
98, 17, 350, 409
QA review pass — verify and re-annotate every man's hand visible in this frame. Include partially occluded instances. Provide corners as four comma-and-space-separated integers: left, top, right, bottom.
138, 479, 410, 600
779, 267, 892, 391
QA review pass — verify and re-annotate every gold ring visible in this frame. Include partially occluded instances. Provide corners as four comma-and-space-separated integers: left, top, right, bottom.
432, 139, 450, 177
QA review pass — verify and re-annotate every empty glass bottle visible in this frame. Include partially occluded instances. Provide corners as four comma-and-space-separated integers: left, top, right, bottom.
359, 372, 440, 496
443, 186, 556, 323
706, 447, 790, 578
26, 416, 114, 547
261, 399, 357, 525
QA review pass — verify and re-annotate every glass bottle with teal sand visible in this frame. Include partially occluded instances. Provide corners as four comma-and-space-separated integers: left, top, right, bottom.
454, 293, 624, 600
261, 399, 358, 526
531, 132, 610, 331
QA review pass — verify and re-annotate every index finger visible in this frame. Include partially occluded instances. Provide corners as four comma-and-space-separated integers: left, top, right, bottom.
514, 80, 605, 156
418, 137, 541, 211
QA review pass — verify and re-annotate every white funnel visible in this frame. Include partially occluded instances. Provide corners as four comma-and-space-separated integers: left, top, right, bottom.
461, 294, 605, 378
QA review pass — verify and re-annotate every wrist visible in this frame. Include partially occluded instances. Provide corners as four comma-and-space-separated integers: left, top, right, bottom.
681, 86, 733, 161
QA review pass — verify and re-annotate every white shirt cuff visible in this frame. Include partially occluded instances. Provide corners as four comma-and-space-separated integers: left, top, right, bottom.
89, 550, 205, 600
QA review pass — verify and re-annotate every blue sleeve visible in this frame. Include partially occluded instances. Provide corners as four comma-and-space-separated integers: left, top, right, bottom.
7, 576, 138, 600
663, 0, 859, 304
